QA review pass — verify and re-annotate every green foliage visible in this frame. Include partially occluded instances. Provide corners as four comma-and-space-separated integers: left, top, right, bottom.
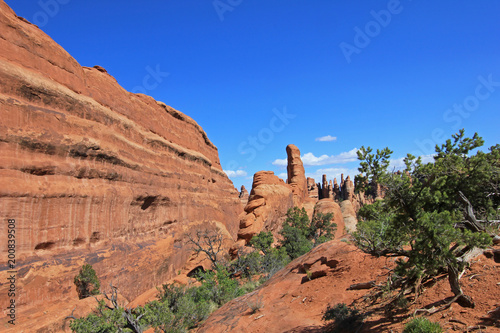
352, 201, 403, 256
250, 231, 274, 254
195, 265, 245, 306
136, 301, 178, 333
258, 247, 290, 277
231, 251, 262, 278
74, 264, 100, 299
279, 207, 336, 259
353, 130, 498, 303
310, 213, 337, 244
322, 303, 364, 333
70, 299, 130, 332
354, 146, 393, 194
279, 207, 313, 259
403, 317, 442, 333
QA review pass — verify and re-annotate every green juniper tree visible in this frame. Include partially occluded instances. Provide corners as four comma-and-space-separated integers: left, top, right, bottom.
353, 130, 499, 308
279, 207, 336, 259
74, 264, 100, 299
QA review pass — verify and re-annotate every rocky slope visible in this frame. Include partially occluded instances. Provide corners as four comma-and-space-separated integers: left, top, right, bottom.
198, 240, 500, 333
0, 0, 242, 326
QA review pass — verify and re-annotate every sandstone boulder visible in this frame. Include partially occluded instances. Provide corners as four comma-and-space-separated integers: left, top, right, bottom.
239, 185, 249, 205
313, 199, 345, 239
286, 144, 308, 206
237, 171, 294, 242
340, 200, 358, 232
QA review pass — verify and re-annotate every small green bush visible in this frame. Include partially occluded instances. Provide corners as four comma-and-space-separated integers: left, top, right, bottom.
279, 207, 336, 260
403, 317, 442, 333
74, 264, 100, 299
322, 303, 363, 333
250, 231, 274, 254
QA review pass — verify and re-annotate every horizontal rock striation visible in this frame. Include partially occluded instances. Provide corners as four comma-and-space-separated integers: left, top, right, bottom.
0, 0, 241, 318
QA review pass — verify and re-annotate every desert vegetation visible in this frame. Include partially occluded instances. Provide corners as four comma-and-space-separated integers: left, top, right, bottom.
69, 211, 336, 332
69, 130, 499, 332
352, 130, 499, 309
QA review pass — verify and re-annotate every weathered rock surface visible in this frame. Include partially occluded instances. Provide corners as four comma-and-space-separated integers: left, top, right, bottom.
236, 145, 310, 243
198, 241, 500, 333
342, 175, 355, 201
0, 0, 242, 324
239, 185, 249, 206
286, 144, 308, 206
340, 200, 358, 232
313, 199, 345, 239
197, 241, 390, 333
306, 177, 318, 200
237, 171, 293, 242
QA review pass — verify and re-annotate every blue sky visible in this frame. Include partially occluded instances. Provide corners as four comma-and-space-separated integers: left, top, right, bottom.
7, 1, 500, 191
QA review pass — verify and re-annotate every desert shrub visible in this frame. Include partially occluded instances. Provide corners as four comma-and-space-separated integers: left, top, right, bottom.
322, 303, 364, 333
309, 212, 336, 244
70, 299, 130, 332
352, 130, 497, 307
74, 264, 100, 299
194, 265, 245, 306
403, 317, 442, 333
250, 231, 274, 254
230, 251, 262, 278
260, 247, 289, 277
247, 295, 264, 314
279, 207, 336, 260
279, 207, 312, 259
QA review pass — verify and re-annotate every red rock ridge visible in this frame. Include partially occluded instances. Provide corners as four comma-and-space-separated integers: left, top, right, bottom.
0, 0, 242, 321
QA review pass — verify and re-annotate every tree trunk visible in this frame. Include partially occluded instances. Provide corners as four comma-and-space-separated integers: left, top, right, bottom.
447, 264, 474, 308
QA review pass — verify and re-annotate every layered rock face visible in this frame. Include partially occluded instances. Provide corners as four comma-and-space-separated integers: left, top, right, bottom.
0, 0, 241, 317
239, 185, 249, 205
237, 171, 293, 242
236, 144, 314, 244
286, 144, 308, 206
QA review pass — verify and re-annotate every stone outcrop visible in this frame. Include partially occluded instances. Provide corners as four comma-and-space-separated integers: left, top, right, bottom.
308, 172, 364, 229
0, 0, 242, 318
307, 177, 318, 200
286, 144, 308, 206
239, 185, 249, 205
340, 200, 358, 232
198, 241, 392, 333
236, 145, 311, 243
313, 199, 345, 239
342, 175, 355, 201
237, 171, 293, 242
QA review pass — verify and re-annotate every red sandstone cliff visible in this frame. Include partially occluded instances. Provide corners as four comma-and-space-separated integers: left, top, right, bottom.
0, 0, 242, 324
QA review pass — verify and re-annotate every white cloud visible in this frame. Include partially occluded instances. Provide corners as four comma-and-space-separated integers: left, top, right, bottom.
223, 170, 248, 177
272, 148, 359, 167
278, 172, 288, 180
272, 158, 288, 167
315, 135, 337, 142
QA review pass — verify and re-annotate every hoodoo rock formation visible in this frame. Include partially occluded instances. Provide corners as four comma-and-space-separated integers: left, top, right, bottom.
0, 0, 242, 323
236, 144, 313, 244
237, 171, 294, 243
286, 144, 308, 206
239, 185, 249, 206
